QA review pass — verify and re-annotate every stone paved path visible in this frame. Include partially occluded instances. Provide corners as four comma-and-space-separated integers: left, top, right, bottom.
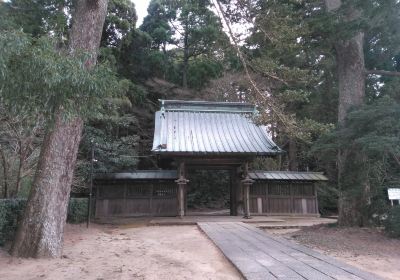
198, 222, 382, 280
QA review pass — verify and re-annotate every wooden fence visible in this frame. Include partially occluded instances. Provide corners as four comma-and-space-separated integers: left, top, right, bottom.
95, 181, 178, 217
249, 181, 318, 215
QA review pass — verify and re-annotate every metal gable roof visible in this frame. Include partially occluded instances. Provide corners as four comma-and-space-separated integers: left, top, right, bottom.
249, 171, 328, 181
152, 100, 282, 155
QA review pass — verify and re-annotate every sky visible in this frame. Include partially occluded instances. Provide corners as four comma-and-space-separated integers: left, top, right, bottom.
131, 0, 151, 27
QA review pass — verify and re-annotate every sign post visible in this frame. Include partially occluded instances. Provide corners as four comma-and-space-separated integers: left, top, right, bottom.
388, 188, 400, 206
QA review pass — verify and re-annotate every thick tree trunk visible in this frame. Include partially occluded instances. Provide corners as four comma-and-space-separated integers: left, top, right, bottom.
10, 116, 83, 257
325, 0, 367, 227
68, 0, 108, 64
11, 0, 108, 258
335, 32, 365, 124
336, 31, 368, 227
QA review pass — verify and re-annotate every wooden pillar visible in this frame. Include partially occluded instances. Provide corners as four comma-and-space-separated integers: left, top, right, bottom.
175, 162, 188, 218
229, 169, 236, 216
314, 183, 320, 217
241, 162, 254, 219
242, 177, 253, 219
235, 167, 244, 216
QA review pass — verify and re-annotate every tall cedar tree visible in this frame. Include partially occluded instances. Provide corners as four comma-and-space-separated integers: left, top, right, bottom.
11, 0, 108, 258
161, 0, 225, 88
324, 0, 366, 226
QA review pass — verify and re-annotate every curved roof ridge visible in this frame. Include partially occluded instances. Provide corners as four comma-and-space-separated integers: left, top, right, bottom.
160, 99, 256, 113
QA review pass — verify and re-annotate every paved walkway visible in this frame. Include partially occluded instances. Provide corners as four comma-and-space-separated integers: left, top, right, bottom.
198, 222, 382, 280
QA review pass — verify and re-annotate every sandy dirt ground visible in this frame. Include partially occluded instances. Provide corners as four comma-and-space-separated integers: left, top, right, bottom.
0, 224, 242, 280
266, 225, 400, 280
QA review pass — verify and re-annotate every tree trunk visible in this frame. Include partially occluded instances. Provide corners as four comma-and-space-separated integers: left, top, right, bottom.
325, 0, 367, 227
11, 0, 108, 258
162, 42, 167, 80
182, 22, 189, 89
10, 116, 83, 258
335, 32, 365, 124
15, 142, 26, 197
336, 31, 368, 227
0, 148, 9, 198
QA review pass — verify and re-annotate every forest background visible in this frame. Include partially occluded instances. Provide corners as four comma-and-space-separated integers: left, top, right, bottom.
1, 0, 400, 238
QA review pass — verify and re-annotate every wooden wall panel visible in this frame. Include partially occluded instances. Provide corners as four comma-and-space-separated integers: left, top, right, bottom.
293, 198, 304, 214
153, 198, 177, 216
125, 198, 151, 215
95, 199, 107, 217
306, 198, 317, 214
95, 183, 178, 217
249, 182, 319, 215
250, 197, 258, 213
268, 197, 291, 213
107, 199, 125, 215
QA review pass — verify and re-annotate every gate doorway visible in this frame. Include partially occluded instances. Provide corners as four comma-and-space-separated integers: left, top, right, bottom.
186, 169, 231, 216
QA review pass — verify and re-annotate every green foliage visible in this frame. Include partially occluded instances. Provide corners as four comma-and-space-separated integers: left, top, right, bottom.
0, 105, 43, 198
217, 0, 339, 172
187, 170, 230, 209
141, 0, 174, 49
2, 0, 138, 43
0, 31, 129, 121
313, 97, 400, 222
0, 199, 26, 246
317, 183, 338, 216
385, 206, 400, 238
67, 198, 88, 224
137, 0, 230, 88
0, 198, 89, 245
164, 0, 225, 56
82, 124, 139, 173
118, 29, 154, 81
101, 0, 137, 47
187, 58, 224, 89
17, 178, 34, 198
0, 0, 71, 37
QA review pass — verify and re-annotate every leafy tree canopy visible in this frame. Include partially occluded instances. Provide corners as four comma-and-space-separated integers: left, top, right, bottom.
0, 31, 129, 120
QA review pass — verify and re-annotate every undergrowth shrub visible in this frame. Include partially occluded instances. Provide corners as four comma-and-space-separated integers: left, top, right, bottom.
384, 206, 400, 238
67, 198, 88, 224
187, 170, 230, 209
317, 183, 338, 216
0, 197, 88, 246
0, 199, 26, 246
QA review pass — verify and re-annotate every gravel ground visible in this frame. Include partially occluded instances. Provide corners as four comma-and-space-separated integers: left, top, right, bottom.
0, 224, 241, 280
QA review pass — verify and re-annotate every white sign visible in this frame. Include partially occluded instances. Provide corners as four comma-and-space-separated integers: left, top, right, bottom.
388, 188, 400, 200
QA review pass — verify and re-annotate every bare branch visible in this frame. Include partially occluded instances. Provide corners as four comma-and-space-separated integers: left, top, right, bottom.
212, 0, 296, 133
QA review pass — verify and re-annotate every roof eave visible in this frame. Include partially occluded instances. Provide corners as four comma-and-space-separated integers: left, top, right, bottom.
151, 150, 283, 157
